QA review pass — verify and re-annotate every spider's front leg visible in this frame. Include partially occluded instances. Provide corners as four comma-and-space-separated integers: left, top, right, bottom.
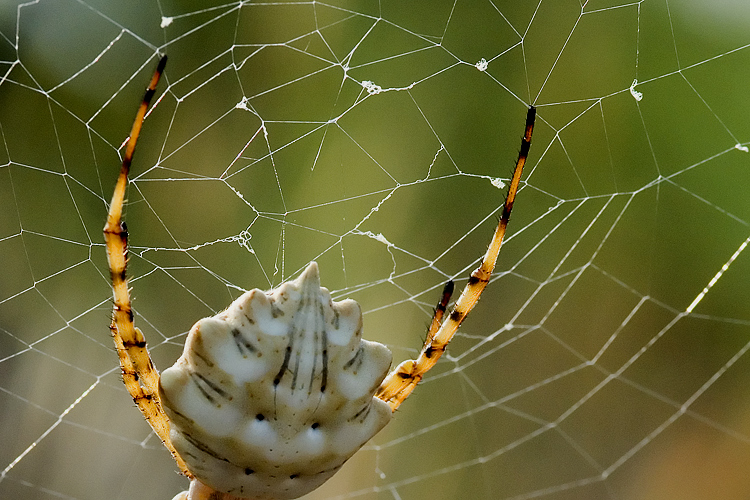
376, 280, 454, 407
104, 55, 192, 478
376, 106, 536, 412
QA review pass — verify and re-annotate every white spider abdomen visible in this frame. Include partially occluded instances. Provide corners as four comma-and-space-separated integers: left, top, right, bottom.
159, 262, 392, 499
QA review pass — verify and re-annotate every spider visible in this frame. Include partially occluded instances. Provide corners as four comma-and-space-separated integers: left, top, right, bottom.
104, 55, 536, 500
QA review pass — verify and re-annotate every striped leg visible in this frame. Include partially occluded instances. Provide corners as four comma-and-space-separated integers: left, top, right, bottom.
103, 55, 192, 478
377, 106, 536, 412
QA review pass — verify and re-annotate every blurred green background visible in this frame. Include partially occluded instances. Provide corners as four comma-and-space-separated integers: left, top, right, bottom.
1, 1, 750, 499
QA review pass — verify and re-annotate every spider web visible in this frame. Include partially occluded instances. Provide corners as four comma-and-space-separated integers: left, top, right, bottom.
2, 1, 750, 499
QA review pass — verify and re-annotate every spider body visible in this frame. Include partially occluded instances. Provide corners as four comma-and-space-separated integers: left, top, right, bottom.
159, 262, 392, 499
104, 56, 535, 499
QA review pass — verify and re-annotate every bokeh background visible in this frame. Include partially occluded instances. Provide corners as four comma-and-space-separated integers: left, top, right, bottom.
1, 1, 750, 499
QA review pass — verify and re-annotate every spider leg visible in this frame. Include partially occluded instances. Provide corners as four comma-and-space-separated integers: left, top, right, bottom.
377, 106, 536, 412
376, 280, 453, 403
423, 280, 455, 350
103, 55, 192, 478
